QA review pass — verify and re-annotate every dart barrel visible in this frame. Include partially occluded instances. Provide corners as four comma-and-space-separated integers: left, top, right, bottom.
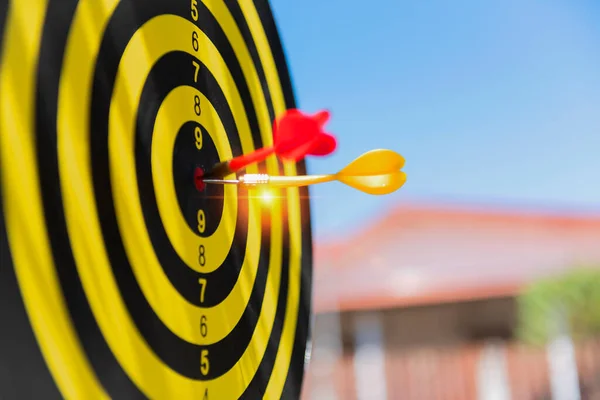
0, 1, 313, 399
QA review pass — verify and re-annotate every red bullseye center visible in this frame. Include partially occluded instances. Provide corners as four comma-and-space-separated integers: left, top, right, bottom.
194, 167, 205, 192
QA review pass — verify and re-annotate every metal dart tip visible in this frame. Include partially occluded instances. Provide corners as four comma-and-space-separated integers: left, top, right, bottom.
202, 178, 240, 185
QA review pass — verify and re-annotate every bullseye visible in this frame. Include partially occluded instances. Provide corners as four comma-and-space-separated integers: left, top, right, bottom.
194, 167, 205, 192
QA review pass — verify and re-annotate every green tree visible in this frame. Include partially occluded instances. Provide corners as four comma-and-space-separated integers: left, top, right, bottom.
516, 266, 600, 346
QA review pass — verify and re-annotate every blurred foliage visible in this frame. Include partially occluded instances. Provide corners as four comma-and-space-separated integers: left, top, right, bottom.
516, 266, 600, 346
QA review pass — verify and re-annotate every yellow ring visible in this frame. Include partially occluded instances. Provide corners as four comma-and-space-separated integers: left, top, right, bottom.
234, 2, 304, 396
152, 85, 237, 273
0, 0, 109, 398
110, 30, 238, 274
112, 82, 262, 344
197, 3, 306, 395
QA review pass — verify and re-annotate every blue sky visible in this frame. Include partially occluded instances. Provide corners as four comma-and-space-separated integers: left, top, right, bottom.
269, 0, 600, 241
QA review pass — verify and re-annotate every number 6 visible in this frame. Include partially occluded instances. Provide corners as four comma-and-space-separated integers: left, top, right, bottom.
192, 31, 199, 52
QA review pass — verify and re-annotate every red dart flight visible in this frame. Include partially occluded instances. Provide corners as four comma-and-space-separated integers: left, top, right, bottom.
202, 109, 337, 179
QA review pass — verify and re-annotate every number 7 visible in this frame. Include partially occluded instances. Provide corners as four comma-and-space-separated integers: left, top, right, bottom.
199, 278, 207, 303
192, 60, 200, 83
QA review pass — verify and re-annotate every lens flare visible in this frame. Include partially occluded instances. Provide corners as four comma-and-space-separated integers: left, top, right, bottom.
259, 189, 274, 204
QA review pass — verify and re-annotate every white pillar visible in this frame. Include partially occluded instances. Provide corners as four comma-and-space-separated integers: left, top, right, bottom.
546, 306, 580, 400
353, 312, 387, 400
547, 335, 580, 400
309, 312, 343, 400
477, 340, 511, 400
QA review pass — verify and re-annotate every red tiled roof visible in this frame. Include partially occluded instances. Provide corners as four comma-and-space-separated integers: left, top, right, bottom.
312, 201, 600, 313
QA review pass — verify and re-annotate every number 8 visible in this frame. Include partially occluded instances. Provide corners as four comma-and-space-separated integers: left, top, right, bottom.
194, 95, 201, 116
199, 245, 206, 266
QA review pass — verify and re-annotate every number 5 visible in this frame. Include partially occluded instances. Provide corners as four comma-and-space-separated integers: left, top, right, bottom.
201, 350, 209, 375
190, 0, 198, 21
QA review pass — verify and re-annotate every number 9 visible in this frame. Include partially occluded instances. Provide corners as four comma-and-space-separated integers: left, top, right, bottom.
197, 209, 205, 233
195, 126, 202, 149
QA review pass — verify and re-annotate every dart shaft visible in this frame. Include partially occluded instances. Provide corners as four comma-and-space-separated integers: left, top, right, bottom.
203, 173, 334, 188
258, 174, 333, 187
228, 147, 274, 171
202, 147, 275, 179
201, 161, 234, 179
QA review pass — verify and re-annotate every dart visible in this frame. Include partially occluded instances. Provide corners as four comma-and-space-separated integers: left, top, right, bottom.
203, 109, 337, 178
203, 149, 407, 195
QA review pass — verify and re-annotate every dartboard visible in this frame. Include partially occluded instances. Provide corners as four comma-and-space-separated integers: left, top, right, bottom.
0, 0, 313, 399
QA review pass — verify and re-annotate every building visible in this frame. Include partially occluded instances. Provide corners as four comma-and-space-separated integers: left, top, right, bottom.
301, 202, 600, 399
